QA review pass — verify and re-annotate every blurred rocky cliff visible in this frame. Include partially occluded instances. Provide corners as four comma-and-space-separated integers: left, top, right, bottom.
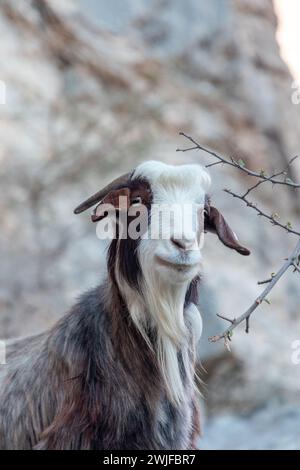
0, 0, 299, 449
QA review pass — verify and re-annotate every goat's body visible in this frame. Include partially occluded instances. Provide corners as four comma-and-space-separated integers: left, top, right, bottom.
0, 286, 198, 450
0, 160, 249, 449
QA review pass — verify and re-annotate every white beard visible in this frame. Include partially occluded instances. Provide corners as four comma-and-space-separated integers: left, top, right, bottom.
116, 262, 201, 405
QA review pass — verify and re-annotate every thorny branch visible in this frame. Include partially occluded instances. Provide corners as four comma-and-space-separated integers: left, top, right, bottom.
209, 238, 300, 343
177, 132, 300, 189
223, 189, 300, 236
177, 133, 300, 345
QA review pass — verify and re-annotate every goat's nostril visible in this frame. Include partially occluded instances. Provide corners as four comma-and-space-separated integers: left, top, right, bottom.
171, 237, 195, 251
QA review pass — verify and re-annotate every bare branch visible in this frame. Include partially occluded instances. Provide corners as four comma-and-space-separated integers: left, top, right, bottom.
216, 314, 236, 324
292, 263, 300, 274
209, 238, 300, 343
257, 277, 273, 285
245, 316, 250, 334
205, 161, 223, 169
242, 169, 287, 197
224, 189, 300, 236
177, 132, 300, 189
177, 132, 300, 343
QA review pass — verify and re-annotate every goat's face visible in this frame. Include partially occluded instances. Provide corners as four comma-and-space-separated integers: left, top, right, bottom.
133, 161, 210, 284
74, 161, 250, 404
74, 160, 250, 288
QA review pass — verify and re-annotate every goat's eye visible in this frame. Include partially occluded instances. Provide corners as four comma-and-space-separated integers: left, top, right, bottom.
203, 205, 209, 218
131, 196, 142, 206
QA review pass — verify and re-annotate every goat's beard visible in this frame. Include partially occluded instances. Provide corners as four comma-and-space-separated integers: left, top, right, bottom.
142, 266, 191, 405
115, 254, 193, 405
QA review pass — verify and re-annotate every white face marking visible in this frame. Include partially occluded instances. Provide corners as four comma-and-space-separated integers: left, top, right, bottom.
133, 161, 211, 284
126, 161, 210, 404
133, 161, 211, 205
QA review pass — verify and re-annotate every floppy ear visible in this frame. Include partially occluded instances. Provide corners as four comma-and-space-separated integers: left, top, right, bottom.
91, 187, 131, 222
74, 172, 131, 215
205, 205, 250, 256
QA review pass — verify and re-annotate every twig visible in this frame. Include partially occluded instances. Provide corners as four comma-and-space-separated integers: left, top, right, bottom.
242, 156, 299, 197
224, 189, 300, 236
177, 132, 300, 189
292, 263, 300, 274
257, 277, 273, 285
177, 132, 300, 344
205, 161, 223, 168
216, 314, 236, 324
242, 170, 287, 197
209, 238, 300, 343
245, 317, 250, 334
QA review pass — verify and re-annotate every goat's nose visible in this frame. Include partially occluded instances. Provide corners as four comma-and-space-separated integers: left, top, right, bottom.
171, 237, 196, 251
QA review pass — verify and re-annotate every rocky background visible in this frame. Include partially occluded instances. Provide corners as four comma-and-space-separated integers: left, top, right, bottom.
0, 0, 300, 449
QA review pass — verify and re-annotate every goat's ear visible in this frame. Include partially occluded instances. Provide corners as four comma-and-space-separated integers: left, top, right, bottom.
91, 188, 131, 222
205, 206, 250, 256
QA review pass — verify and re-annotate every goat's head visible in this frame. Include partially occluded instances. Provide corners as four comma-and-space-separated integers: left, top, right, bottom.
74, 160, 250, 287
75, 161, 250, 402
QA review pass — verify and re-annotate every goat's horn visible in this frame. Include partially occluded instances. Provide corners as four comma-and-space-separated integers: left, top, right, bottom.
74, 172, 132, 214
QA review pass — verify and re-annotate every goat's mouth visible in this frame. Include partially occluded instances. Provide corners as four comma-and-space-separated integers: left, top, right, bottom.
155, 256, 200, 272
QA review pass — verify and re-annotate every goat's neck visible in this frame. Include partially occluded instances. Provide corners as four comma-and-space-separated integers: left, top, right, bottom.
111, 272, 192, 405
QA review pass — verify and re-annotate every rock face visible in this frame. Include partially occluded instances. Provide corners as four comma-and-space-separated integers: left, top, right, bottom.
0, 0, 300, 449
200, 405, 300, 450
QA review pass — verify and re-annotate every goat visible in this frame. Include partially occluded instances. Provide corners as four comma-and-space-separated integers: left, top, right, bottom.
0, 161, 250, 449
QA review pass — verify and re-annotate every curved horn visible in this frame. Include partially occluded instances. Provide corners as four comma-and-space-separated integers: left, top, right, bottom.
74, 172, 132, 214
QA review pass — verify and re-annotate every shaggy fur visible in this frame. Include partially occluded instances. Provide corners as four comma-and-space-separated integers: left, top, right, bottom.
0, 161, 249, 450
0, 166, 203, 450
0, 281, 200, 449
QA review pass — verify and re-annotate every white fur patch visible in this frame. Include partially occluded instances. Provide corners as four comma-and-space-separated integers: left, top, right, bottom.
133, 161, 211, 205
185, 303, 203, 344
119, 161, 209, 405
